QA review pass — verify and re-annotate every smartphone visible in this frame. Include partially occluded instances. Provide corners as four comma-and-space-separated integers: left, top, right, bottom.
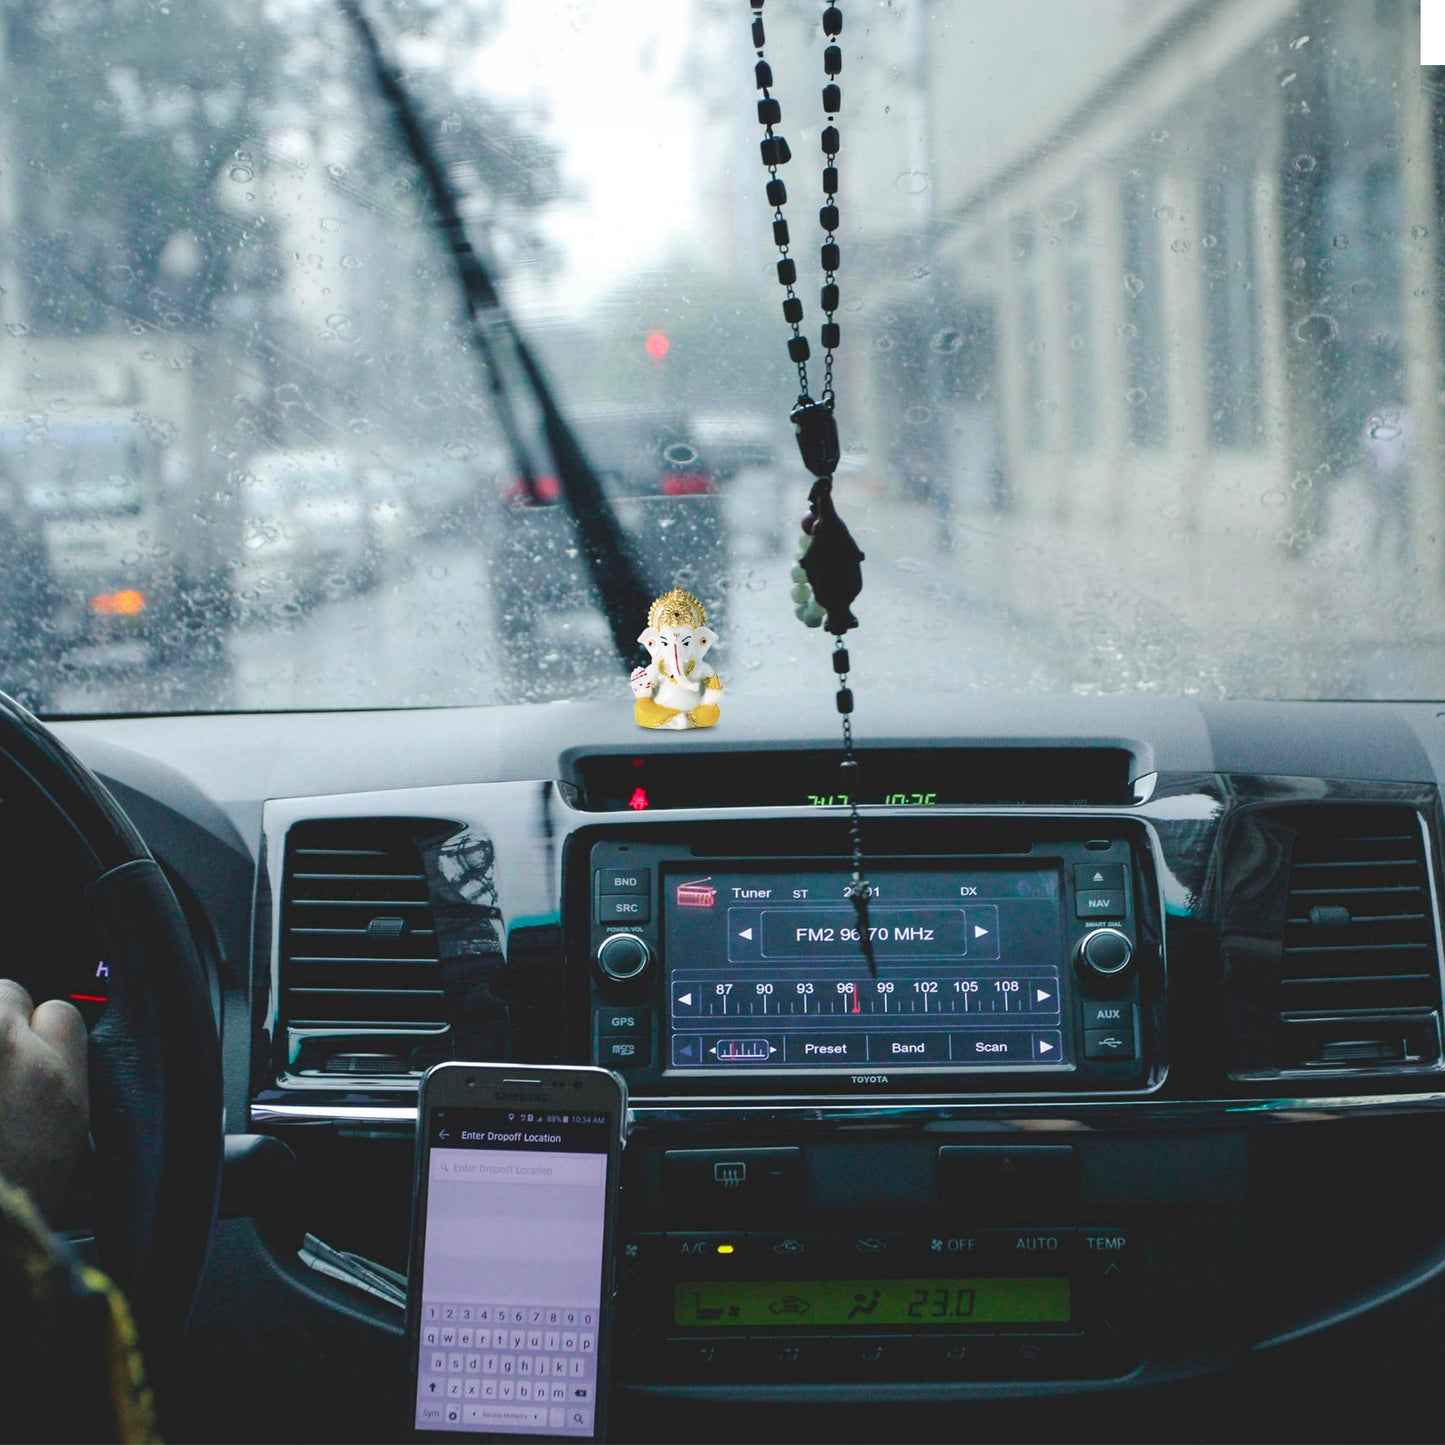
406, 1063, 627, 1441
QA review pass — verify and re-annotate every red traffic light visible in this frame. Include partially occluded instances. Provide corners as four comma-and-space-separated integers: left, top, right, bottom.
644, 329, 670, 360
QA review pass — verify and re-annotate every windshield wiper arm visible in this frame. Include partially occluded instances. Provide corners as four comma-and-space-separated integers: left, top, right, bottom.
340, 0, 655, 668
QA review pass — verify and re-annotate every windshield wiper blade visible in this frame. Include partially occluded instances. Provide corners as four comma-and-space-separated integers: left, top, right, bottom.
340, 0, 655, 667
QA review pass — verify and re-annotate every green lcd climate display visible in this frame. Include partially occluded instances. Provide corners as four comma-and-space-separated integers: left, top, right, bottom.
674, 1277, 1072, 1329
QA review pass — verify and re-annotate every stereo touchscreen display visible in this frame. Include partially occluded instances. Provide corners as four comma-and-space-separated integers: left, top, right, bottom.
663, 866, 1067, 1071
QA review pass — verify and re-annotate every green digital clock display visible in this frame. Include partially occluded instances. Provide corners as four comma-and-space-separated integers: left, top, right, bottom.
805, 792, 939, 807
674, 1277, 1071, 1329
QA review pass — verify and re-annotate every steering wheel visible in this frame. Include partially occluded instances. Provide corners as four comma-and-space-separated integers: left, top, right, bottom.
0, 691, 222, 1350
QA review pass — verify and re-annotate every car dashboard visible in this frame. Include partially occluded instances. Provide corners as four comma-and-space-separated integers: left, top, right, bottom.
47, 692, 1445, 1442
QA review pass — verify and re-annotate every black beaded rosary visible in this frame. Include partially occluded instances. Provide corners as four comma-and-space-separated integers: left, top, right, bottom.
749, 0, 875, 971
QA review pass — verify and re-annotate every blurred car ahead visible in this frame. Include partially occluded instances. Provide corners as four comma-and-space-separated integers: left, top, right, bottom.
233, 449, 375, 621
487, 410, 728, 685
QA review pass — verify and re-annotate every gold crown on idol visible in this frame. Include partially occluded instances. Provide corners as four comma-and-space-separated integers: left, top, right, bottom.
648, 587, 706, 630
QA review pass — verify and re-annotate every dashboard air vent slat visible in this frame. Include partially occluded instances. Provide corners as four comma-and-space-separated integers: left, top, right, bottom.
279, 819, 454, 1072
1265, 805, 1444, 1073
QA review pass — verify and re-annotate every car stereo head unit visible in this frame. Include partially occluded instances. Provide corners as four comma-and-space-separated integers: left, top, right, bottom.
578, 826, 1158, 1096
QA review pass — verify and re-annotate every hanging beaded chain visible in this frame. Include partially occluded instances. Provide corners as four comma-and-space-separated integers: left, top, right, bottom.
750, 0, 875, 972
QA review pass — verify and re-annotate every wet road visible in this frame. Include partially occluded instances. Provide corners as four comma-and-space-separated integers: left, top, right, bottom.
33, 475, 1441, 717
38, 490, 1064, 717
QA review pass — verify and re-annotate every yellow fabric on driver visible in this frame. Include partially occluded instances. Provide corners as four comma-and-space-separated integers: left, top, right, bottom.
0, 1174, 159, 1443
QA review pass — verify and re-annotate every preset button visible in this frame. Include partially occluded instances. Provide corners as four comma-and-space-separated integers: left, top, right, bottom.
783, 1034, 867, 1065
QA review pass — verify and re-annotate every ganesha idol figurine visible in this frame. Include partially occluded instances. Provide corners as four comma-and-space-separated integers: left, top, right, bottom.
631, 587, 722, 729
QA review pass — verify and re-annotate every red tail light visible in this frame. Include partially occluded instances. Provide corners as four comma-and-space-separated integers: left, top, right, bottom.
660, 473, 711, 496
499, 474, 563, 504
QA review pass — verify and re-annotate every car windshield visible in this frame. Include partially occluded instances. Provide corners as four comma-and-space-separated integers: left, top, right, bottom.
0, 0, 1437, 713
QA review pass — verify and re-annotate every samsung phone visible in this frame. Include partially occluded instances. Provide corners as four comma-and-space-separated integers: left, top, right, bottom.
406, 1062, 627, 1442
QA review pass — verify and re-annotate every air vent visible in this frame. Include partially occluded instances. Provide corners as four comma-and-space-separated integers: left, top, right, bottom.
1275, 805, 1443, 1072
279, 818, 452, 1078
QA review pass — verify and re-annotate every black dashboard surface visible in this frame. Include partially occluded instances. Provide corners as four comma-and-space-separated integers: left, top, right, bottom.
37, 694, 1445, 1442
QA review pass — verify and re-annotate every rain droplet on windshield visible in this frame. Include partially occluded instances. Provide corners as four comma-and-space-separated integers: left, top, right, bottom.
1294, 312, 1339, 343
1123, 274, 1145, 297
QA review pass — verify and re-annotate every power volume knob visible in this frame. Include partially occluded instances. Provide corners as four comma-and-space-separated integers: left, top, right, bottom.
1074, 927, 1135, 987
596, 932, 652, 984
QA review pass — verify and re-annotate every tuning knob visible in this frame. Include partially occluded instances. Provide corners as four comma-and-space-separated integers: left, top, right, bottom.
595, 932, 652, 985
1074, 927, 1135, 987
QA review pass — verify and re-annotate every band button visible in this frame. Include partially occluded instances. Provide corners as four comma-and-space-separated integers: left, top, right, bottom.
596, 867, 649, 895
866, 1032, 949, 1064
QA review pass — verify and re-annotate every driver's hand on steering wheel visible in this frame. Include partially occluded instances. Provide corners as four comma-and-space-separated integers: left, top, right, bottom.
0, 981, 88, 1223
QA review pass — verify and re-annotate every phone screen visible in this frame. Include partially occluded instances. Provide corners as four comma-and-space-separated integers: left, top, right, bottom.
413, 1105, 613, 1438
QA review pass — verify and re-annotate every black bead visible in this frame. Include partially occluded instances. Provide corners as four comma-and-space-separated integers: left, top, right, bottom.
822, 282, 840, 311
822, 4, 842, 36
751, 0, 764, 8
752, 16, 765, 47
788, 335, 811, 362
821, 241, 840, 272
773, 218, 790, 246
823, 83, 841, 113
776, 257, 797, 285
766, 177, 786, 206
836, 687, 854, 714
832, 647, 850, 674
821, 125, 840, 156
819, 203, 839, 231
822, 321, 840, 349
755, 60, 773, 88
757, 97, 781, 125
760, 134, 791, 166
822, 165, 838, 194
824, 43, 842, 75
782, 296, 803, 323
839, 756, 860, 776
